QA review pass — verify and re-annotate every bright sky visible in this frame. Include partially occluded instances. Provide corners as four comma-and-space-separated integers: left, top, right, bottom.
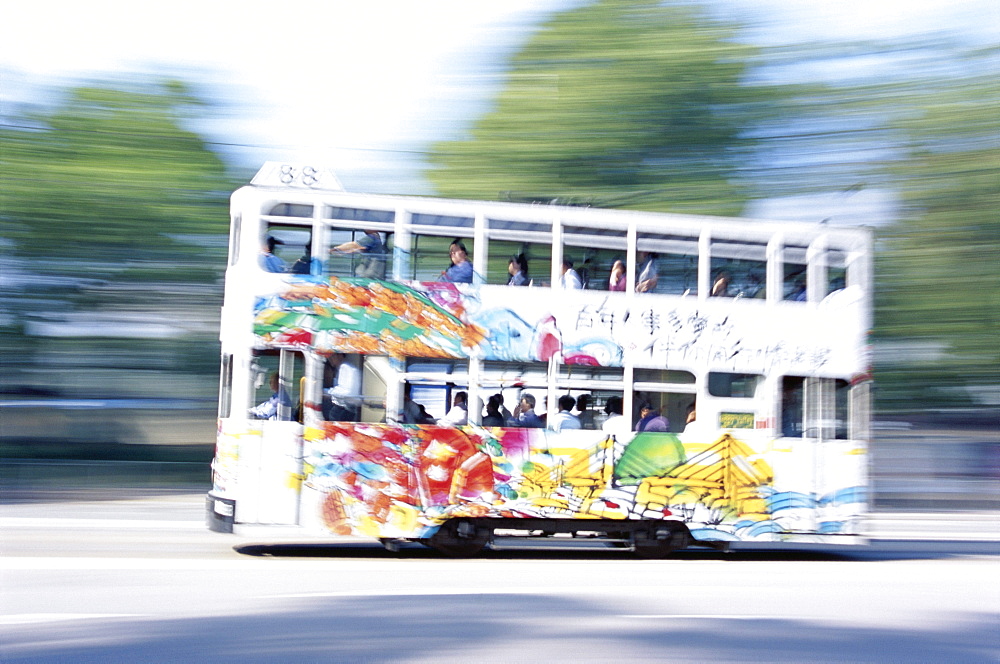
1, 0, 996, 202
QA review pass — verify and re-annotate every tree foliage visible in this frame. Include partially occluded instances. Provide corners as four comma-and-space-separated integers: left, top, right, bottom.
0, 80, 233, 261
427, 0, 786, 215
875, 52, 1000, 411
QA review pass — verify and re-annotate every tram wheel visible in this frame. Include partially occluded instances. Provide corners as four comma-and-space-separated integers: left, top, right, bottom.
633, 526, 689, 559
427, 520, 490, 557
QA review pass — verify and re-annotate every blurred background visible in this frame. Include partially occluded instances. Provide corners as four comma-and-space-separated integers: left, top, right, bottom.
1, 0, 997, 510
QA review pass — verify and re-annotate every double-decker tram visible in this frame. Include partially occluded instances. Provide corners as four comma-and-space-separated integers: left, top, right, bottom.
207, 163, 873, 556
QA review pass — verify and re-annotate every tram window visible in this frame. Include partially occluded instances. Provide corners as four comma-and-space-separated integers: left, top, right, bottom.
781, 376, 804, 437
228, 215, 241, 267
325, 228, 392, 279
218, 354, 233, 419
486, 240, 551, 287
261, 222, 314, 274
267, 203, 312, 218
410, 234, 475, 282
827, 251, 848, 297
634, 368, 696, 385
249, 350, 305, 422
781, 254, 807, 302
358, 355, 390, 424
411, 212, 474, 230
321, 353, 371, 423
400, 380, 467, 423
834, 379, 849, 439
710, 240, 767, 299
563, 225, 626, 292
325, 206, 394, 224
648, 251, 698, 295
708, 372, 763, 398
404, 358, 469, 421
781, 377, 850, 439
634, 233, 699, 296
632, 391, 693, 433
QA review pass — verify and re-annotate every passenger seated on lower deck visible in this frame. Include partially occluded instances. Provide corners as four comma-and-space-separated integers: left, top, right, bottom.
636, 400, 669, 432
575, 394, 596, 429
509, 392, 544, 428
548, 394, 581, 432
437, 391, 468, 426
481, 394, 507, 427
601, 396, 630, 435
323, 352, 361, 421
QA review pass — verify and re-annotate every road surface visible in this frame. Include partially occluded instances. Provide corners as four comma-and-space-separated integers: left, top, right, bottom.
1, 494, 997, 663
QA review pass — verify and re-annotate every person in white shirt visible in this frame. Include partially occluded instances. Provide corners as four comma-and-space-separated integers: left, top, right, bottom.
560, 259, 583, 290
249, 371, 292, 420
437, 390, 468, 426
323, 352, 361, 421
601, 396, 631, 436
549, 394, 581, 432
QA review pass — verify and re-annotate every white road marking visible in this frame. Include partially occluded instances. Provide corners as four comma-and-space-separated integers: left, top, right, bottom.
0, 613, 145, 625
0, 518, 204, 530
619, 614, 781, 620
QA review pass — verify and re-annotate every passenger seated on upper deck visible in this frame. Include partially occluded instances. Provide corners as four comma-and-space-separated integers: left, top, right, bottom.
789, 276, 807, 301
711, 270, 732, 297
560, 259, 583, 290
260, 237, 286, 273
635, 252, 659, 293
508, 254, 529, 286
440, 239, 473, 283
609, 260, 627, 292
291, 244, 321, 275
332, 229, 386, 279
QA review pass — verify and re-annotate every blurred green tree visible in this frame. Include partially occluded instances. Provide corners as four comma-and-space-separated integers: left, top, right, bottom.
875, 59, 1000, 414
427, 0, 788, 216
0, 79, 233, 265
